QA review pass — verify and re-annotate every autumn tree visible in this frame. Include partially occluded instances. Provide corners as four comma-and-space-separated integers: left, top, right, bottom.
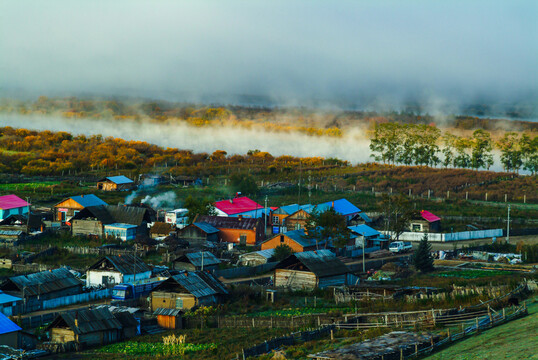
497, 132, 523, 173
380, 194, 414, 241
184, 196, 216, 223
305, 207, 350, 249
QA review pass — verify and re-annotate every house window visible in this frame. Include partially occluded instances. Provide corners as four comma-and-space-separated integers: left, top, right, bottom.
280, 235, 284, 243
176, 298, 183, 309
412, 223, 422, 232
295, 223, 302, 230
273, 216, 279, 224
73, 210, 80, 216
239, 234, 247, 245
60, 211, 67, 221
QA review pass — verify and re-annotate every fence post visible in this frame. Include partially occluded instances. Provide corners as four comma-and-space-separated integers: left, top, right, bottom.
475, 317, 479, 333
330, 329, 334, 341
502, 307, 506, 320
400, 348, 403, 360
447, 328, 451, 341
431, 309, 436, 326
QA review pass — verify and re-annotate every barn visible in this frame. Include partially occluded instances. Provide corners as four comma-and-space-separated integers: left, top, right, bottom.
153, 308, 182, 329
273, 250, 358, 290
97, 176, 135, 192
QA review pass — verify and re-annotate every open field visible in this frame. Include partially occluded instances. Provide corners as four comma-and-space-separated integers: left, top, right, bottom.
425, 300, 538, 360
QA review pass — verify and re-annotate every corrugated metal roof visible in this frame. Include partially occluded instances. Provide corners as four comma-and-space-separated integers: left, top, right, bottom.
0, 230, 23, 236
72, 205, 150, 226
239, 249, 275, 260
0, 312, 21, 335
196, 215, 260, 230
51, 308, 123, 335
193, 222, 220, 234
68, 194, 108, 208
2, 268, 82, 296
180, 252, 221, 267
0, 195, 30, 210
160, 271, 228, 299
89, 255, 151, 275
290, 250, 351, 277
358, 212, 372, 223
0, 290, 21, 305
103, 175, 134, 185
154, 308, 182, 316
105, 223, 138, 229
284, 229, 322, 247
214, 196, 263, 215
420, 210, 441, 222
348, 224, 380, 237
315, 198, 361, 216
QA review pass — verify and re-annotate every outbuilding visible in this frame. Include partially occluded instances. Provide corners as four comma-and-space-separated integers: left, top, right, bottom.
104, 223, 137, 241
0, 312, 21, 348
177, 222, 219, 248
273, 250, 358, 290
172, 251, 221, 271
97, 176, 135, 192
154, 308, 182, 329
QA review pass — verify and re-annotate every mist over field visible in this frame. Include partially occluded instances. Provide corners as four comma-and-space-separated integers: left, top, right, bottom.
1, 1, 537, 114
1, 114, 372, 164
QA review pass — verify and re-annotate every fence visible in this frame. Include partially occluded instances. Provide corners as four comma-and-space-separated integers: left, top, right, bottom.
383, 229, 503, 242
41, 289, 111, 311
186, 313, 342, 330
64, 246, 147, 257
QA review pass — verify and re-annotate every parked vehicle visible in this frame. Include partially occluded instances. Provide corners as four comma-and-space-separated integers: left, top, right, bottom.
389, 241, 413, 253
112, 277, 167, 300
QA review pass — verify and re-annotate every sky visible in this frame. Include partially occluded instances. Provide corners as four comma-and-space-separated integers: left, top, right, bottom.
1, 0, 537, 111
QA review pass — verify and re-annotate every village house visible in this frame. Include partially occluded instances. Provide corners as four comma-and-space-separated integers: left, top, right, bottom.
315, 198, 361, 223
172, 251, 221, 271
177, 222, 219, 248
273, 250, 358, 290
86, 255, 151, 288
0, 195, 30, 221
270, 204, 310, 233
0, 268, 83, 313
348, 224, 389, 249
409, 210, 441, 233
0, 312, 21, 348
282, 208, 312, 231
0, 213, 44, 234
96, 175, 135, 192
150, 271, 228, 311
260, 229, 325, 253
149, 222, 175, 239
195, 215, 264, 246
53, 194, 107, 223
104, 223, 138, 241
46, 307, 138, 349
238, 249, 275, 266
0, 290, 22, 317
214, 196, 263, 217
71, 205, 152, 238
153, 308, 182, 329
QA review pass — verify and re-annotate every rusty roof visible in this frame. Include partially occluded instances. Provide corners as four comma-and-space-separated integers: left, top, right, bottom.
154, 270, 228, 299
195, 215, 260, 230
47, 308, 124, 335
1, 268, 82, 296
154, 308, 182, 316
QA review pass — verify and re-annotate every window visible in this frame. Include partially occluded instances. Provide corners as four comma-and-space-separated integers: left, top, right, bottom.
295, 223, 302, 230
412, 224, 422, 232
273, 216, 279, 224
176, 298, 183, 309
73, 210, 80, 216
239, 234, 247, 245
60, 211, 67, 221
280, 235, 285, 243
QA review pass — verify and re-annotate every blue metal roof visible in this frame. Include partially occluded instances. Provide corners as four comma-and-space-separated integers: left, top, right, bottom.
0, 290, 21, 305
193, 222, 220, 234
70, 194, 108, 207
106, 175, 134, 185
348, 224, 380, 237
105, 223, 138, 229
315, 199, 361, 216
230, 208, 271, 218
0, 312, 21, 335
278, 204, 301, 215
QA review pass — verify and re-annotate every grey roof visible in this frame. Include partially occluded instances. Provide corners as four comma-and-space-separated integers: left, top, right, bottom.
1, 268, 82, 296
89, 255, 151, 275
154, 308, 182, 316
72, 205, 150, 226
196, 215, 260, 230
155, 271, 228, 299
101, 175, 134, 185
193, 222, 220, 234
280, 250, 351, 277
174, 252, 221, 267
48, 308, 122, 335
240, 249, 275, 260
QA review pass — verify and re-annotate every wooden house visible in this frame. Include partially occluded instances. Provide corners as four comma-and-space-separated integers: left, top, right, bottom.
0, 268, 83, 312
239, 249, 275, 266
348, 224, 388, 249
86, 255, 151, 288
46, 308, 137, 348
0, 290, 22, 317
0, 312, 21, 348
195, 215, 264, 246
153, 308, 182, 329
97, 176, 134, 192
149, 222, 175, 239
314, 199, 361, 223
283, 208, 312, 231
172, 251, 221, 271
177, 222, 219, 248
0, 195, 30, 221
150, 271, 228, 311
53, 195, 107, 223
409, 210, 441, 233
273, 250, 357, 290
260, 229, 325, 253
71, 205, 152, 238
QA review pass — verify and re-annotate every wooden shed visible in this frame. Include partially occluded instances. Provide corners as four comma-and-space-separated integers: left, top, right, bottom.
273, 250, 358, 290
177, 222, 220, 247
0, 312, 21, 348
172, 251, 221, 271
97, 176, 134, 192
154, 308, 182, 329
409, 210, 441, 233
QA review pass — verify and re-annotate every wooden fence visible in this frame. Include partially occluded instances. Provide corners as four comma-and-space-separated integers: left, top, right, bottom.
64, 246, 147, 257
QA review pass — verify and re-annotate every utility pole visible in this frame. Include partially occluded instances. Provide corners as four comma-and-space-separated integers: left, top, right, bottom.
26, 197, 30, 231
264, 195, 268, 237
362, 237, 366, 273
201, 251, 204, 271
506, 205, 511, 243
133, 243, 137, 299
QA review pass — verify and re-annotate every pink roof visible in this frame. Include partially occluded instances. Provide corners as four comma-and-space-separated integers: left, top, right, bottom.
0, 195, 30, 210
420, 210, 441, 223
215, 196, 263, 215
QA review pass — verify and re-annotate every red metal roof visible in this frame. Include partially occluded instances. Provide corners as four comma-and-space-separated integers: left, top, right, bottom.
214, 196, 263, 215
420, 210, 441, 222
0, 195, 30, 210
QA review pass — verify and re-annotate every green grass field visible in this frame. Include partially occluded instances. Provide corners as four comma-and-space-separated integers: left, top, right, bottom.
425, 300, 538, 360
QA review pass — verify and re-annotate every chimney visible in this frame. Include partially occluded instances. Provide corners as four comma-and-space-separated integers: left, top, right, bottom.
238, 215, 243, 221
81, 194, 84, 198
229, 199, 233, 204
